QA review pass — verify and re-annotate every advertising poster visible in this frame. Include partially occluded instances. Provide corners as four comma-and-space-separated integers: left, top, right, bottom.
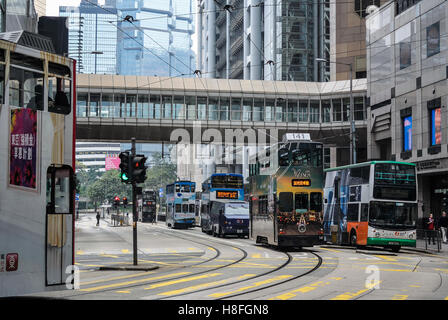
431, 108, 441, 145
105, 156, 121, 171
403, 116, 412, 151
10, 108, 37, 189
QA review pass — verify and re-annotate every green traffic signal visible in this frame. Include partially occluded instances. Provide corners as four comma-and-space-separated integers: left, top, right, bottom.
120, 172, 129, 181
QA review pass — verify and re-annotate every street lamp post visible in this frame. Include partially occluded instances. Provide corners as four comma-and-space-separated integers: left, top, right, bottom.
316, 58, 356, 164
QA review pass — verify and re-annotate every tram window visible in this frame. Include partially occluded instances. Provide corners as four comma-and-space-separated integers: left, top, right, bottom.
347, 203, 359, 222
278, 148, 290, 166
10, 67, 44, 110
360, 204, 368, 222
46, 166, 73, 215
182, 204, 188, 213
175, 184, 180, 192
48, 62, 71, 77
189, 204, 195, 213
310, 192, 322, 212
295, 193, 309, 211
175, 204, 181, 213
48, 77, 71, 114
279, 192, 293, 212
191, 185, 195, 193
180, 185, 190, 192
11, 53, 43, 71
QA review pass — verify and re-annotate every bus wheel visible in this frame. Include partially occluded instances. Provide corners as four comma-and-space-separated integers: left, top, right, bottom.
391, 245, 401, 253
350, 231, 357, 247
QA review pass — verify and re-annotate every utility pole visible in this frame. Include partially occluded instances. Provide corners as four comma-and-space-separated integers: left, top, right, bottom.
131, 137, 138, 265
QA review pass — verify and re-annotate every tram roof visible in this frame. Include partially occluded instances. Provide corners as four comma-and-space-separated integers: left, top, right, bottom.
324, 161, 416, 172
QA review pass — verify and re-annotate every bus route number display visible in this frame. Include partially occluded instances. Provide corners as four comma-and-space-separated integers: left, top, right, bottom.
292, 179, 311, 187
216, 190, 239, 199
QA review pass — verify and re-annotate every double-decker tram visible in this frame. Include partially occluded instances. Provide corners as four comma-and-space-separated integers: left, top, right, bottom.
323, 161, 417, 252
165, 181, 196, 228
0, 36, 76, 296
248, 133, 324, 248
200, 173, 248, 237
141, 189, 157, 222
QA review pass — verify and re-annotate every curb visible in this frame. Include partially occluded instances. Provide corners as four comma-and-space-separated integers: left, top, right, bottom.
98, 265, 159, 271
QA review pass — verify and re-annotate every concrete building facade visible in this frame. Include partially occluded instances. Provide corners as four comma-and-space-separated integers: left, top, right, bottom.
366, 0, 448, 222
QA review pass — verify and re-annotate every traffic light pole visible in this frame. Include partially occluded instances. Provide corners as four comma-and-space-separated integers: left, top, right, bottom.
131, 137, 138, 265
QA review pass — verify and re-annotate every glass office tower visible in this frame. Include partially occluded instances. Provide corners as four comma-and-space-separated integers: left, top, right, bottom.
60, 0, 118, 74
116, 0, 195, 76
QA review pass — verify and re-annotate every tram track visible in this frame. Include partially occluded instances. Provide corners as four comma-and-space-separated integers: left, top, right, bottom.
66, 224, 323, 299
65, 225, 248, 297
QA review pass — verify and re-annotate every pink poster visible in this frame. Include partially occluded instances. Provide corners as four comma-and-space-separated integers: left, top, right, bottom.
105, 156, 120, 171
10, 109, 37, 189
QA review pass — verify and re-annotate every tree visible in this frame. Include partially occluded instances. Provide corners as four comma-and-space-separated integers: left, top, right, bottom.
143, 152, 177, 203
86, 169, 132, 210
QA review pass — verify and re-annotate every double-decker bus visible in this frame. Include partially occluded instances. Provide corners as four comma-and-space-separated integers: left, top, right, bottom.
323, 161, 417, 252
200, 173, 249, 237
165, 181, 196, 228
248, 133, 324, 248
141, 189, 157, 222
0, 35, 76, 296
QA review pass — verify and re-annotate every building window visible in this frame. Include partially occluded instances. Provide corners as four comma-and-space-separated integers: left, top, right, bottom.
354, 0, 380, 18
323, 148, 331, 169
403, 115, 412, 151
427, 22, 440, 58
399, 42, 411, 69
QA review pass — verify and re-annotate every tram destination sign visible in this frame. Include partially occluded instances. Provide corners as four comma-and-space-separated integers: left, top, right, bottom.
292, 179, 311, 187
216, 190, 239, 199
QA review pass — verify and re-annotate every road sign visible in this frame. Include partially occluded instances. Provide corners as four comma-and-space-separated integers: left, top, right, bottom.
75, 193, 80, 201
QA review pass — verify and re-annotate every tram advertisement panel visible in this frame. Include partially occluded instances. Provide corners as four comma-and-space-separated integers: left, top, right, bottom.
9, 108, 37, 189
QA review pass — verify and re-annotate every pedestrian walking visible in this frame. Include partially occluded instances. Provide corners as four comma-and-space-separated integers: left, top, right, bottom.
96, 211, 100, 226
438, 211, 448, 244
427, 213, 436, 245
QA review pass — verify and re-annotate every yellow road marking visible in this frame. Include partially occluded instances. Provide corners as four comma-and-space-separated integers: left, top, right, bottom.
375, 255, 397, 262
270, 277, 343, 300
80, 272, 191, 292
76, 250, 84, 255
81, 272, 154, 286
100, 254, 119, 259
209, 275, 293, 298
251, 254, 262, 259
319, 247, 341, 253
144, 273, 223, 290
158, 274, 255, 296
331, 281, 382, 300
116, 290, 131, 294
392, 294, 408, 300
121, 249, 129, 254
409, 285, 421, 288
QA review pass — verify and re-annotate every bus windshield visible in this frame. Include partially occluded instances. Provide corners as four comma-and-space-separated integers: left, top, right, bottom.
225, 203, 249, 217
369, 201, 417, 230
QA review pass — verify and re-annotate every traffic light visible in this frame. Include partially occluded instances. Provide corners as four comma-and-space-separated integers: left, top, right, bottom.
131, 154, 147, 183
114, 196, 120, 207
123, 196, 128, 208
119, 151, 131, 183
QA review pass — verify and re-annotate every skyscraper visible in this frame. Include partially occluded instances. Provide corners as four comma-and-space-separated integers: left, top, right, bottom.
60, 0, 118, 74
197, 0, 330, 81
116, 0, 195, 76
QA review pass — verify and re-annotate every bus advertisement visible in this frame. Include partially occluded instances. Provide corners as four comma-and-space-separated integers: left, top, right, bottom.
323, 161, 418, 252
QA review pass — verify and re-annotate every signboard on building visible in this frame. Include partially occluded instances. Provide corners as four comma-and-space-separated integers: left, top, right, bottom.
105, 156, 120, 171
